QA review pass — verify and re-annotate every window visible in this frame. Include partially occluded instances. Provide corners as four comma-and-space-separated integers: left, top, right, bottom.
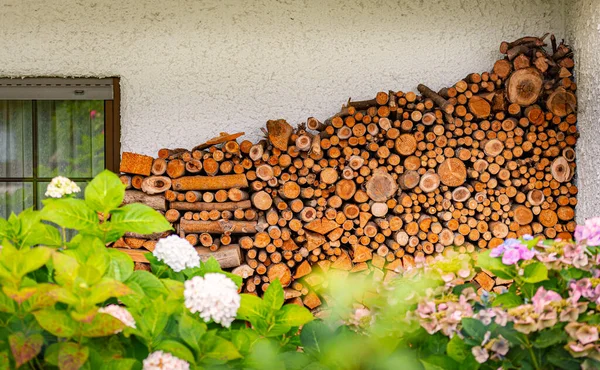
0, 78, 120, 218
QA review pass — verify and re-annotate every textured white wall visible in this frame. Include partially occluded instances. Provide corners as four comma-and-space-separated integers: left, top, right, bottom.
566, 0, 600, 222
0, 0, 566, 156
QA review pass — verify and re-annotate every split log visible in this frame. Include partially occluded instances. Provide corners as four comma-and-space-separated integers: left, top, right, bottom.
123, 190, 167, 211
172, 174, 249, 191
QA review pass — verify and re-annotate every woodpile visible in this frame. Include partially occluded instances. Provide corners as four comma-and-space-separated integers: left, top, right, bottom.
113, 34, 578, 308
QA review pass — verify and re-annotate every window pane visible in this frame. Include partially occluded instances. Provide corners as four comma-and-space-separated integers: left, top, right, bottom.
0, 182, 33, 219
0, 101, 33, 178
37, 180, 88, 209
37, 101, 104, 178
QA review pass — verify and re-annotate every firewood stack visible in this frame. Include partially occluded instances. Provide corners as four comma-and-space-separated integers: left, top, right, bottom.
112, 34, 578, 308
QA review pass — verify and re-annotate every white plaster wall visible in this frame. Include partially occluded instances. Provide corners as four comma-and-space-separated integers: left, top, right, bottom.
0, 0, 565, 156
566, 0, 600, 222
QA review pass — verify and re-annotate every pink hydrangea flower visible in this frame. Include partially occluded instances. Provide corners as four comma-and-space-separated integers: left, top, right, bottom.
491, 238, 536, 265
532, 287, 562, 314
575, 217, 600, 246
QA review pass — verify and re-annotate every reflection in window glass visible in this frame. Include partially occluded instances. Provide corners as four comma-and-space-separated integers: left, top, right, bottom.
0, 101, 33, 178
37, 101, 105, 178
0, 182, 33, 218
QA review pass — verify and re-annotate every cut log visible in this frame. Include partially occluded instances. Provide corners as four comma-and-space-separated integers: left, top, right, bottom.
197, 244, 242, 268
395, 134, 417, 156
141, 176, 172, 195
551, 157, 570, 183
170, 200, 252, 212
192, 132, 245, 151
251, 191, 273, 211
506, 68, 543, 106
172, 174, 249, 191
267, 119, 293, 151
120, 152, 153, 176
365, 169, 398, 201
268, 263, 292, 287
419, 171, 440, 193
468, 96, 491, 119
180, 219, 258, 234
166, 159, 186, 178
546, 87, 577, 117
123, 190, 167, 211
417, 84, 454, 114
437, 158, 467, 187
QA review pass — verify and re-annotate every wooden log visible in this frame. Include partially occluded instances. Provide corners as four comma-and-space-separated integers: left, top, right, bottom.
170, 200, 252, 212
120, 152, 153, 176
166, 159, 186, 178
546, 87, 577, 117
141, 176, 172, 195
365, 169, 398, 202
192, 132, 245, 151
267, 119, 293, 151
180, 219, 258, 234
123, 190, 167, 211
172, 174, 249, 191
437, 158, 467, 187
417, 84, 454, 114
197, 244, 242, 268
506, 68, 543, 106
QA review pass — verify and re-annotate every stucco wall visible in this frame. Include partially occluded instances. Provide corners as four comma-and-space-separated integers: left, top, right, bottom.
566, 0, 600, 222
0, 0, 566, 156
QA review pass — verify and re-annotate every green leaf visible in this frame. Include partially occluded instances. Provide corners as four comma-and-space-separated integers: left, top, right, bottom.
492, 292, 523, 308
86, 278, 131, 305
178, 312, 207, 353
155, 340, 195, 365
58, 342, 89, 370
41, 198, 98, 231
53, 251, 80, 286
237, 294, 266, 322
547, 347, 581, 370
275, 304, 313, 327
263, 279, 284, 312
126, 270, 167, 299
447, 335, 469, 363
522, 262, 548, 283
9, 332, 44, 368
63, 236, 110, 277
422, 333, 449, 356
34, 309, 78, 337
205, 337, 242, 361
0, 351, 9, 370
105, 249, 134, 281
79, 312, 126, 337
84, 170, 125, 214
110, 203, 172, 235
475, 250, 515, 280
16, 246, 53, 279
420, 355, 459, 370
21, 222, 62, 248
136, 301, 169, 341
532, 327, 568, 348
461, 318, 487, 342
0, 289, 15, 313
300, 321, 333, 356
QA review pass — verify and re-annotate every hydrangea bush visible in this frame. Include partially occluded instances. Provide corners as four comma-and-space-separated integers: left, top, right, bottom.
0, 171, 313, 370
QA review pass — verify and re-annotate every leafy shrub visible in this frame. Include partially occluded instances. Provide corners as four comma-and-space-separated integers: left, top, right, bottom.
0, 171, 313, 369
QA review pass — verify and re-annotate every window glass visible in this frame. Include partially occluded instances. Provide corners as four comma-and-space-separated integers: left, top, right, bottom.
0, 182, 33, 218
0, 100, 33, 178
37, 101, 105, 178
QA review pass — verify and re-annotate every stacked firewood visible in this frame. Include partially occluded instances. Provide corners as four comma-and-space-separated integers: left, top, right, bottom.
113, 34, 578, 308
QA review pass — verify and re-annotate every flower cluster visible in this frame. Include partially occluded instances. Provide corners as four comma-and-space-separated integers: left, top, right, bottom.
575, 217, 600, 247
490, 238, 535, 265
143, 350, 190, 370
566, 322, 600, 361
533, 241, 591, 270
471, 331, 510, 364
569, 277, 600, 304
346, 306, 374, 332
415, 288, 476, 337
153, 235, 200, 272
44, 176, 81, 198
184, 273, 240, 327
505, 287, 587, 334
98, 304, 136, 332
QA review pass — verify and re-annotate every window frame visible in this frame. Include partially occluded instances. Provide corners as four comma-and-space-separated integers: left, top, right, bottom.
0, 77, 121, 208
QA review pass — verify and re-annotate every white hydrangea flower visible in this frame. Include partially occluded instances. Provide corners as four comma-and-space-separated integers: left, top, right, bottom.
45, 176, 81, 198
98, 304, 136, 332
184, 273, 240, 327
153, 235, 200, 272
143, 350, 190, 370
